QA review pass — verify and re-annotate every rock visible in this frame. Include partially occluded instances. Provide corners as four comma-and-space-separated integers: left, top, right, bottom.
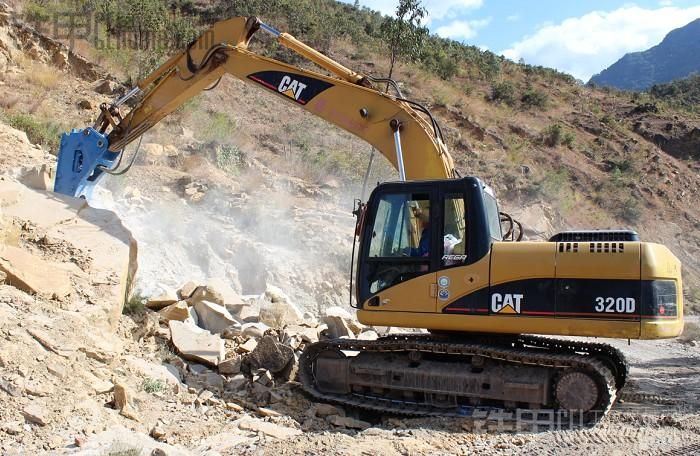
283, 324, 319, 344
78, 99, 93, 109
225, 402, 244, 412
186, 371, 224, 392
76, 426, 190, 456
242, 335, 294, 374
237, 418, 302, 439
158, 301, 190, 322
225, 374, 248, 392
189, 363, 210, 375
254, 369, 273, 387
358, 330, 379, 341
193, 300, 239, 334
323, 307, 364, 335
113, 383, 140, 421
190, 284, 225, 306
228, 302, 260, 323
313, 403, 345, 418
150, 423, 166, 440
1, 420, 23, 435
258, 407, 281, 417
94, 79, 117, 94
169, 320, 224, 367
193, 432, 252, 454
0, 270, 6, 285
146, 291, 178, 310
25, 380, 53, 396
0, 245, 73, 298
237, 338, 258, 353
324, 306, 353, 320
22, 402, 48, 426
177, 281, 198, 300
0, 377, 24, 396
206, 277, 245, 307
218, 356, 242, 375
0, 178, 137, 329
327, 415, 370, 430
19, 164, 53, 191
124, 356, 181, 386
259, 285, 304, 327
322, 315, 355, 339
241, 322, 270, 339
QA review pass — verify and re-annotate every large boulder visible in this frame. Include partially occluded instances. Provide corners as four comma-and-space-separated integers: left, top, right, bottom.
241, 335, 294, 375
0, 178, 136, 330
258, 285, 304, 328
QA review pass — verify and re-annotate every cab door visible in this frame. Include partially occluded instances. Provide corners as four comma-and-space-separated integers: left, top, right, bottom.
360, 187, 437, 313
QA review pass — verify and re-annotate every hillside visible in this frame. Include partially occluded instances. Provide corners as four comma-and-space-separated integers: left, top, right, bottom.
589, 18, 700, 90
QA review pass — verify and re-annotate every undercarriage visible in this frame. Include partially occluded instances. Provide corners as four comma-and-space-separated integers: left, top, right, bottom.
299, 334, 627, 423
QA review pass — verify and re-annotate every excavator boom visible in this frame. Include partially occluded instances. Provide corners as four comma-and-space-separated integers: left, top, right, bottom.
54, 16, 454, 198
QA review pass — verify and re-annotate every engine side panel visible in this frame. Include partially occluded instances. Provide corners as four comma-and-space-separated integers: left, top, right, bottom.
358, 241, 682, 340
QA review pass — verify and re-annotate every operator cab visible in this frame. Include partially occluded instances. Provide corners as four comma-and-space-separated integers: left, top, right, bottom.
356, 177, 501, 307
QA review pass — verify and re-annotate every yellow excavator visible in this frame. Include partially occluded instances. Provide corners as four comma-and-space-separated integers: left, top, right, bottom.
54, 16, 683, 422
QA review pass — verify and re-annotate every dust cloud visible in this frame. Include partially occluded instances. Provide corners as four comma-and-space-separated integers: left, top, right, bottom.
90, 167, 359, 314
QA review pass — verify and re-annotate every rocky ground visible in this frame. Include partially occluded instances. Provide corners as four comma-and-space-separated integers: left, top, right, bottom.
1, 4, 700, 455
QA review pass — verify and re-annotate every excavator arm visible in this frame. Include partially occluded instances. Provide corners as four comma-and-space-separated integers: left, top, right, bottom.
54, 16, 456, 197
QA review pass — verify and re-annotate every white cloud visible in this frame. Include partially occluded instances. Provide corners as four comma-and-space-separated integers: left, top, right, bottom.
436, 17, 492, 41
501, 6, 700, 81
340, 0, 483, 22
506, 15, 520, 22
659, 0, 673, 6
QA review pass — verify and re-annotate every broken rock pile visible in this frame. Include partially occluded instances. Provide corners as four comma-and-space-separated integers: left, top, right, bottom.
144, 278, 379, 412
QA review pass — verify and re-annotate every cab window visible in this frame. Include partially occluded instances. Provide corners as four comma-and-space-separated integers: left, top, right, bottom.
366, 192, 431, 294
442, 193, 467, 267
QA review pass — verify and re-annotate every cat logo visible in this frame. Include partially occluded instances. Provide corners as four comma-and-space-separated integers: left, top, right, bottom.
247, 71, 333, 106
278, 75, 307, 102
491, 293, 524, 314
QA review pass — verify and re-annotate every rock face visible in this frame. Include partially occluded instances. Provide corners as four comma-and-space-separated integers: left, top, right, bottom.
0, 179, 136, 330
169, 320, 224, 366
589, 18, 700, 90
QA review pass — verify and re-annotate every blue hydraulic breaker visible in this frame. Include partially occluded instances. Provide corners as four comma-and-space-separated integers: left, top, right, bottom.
54, 128, 120, 198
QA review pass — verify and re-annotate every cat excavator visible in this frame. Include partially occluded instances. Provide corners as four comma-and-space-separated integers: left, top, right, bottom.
54, 16, 683, 422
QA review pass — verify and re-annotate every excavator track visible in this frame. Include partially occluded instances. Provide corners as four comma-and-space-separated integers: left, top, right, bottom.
299, 334, 624, 424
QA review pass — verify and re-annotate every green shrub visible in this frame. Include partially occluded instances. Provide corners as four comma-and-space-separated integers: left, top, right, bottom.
215, 144, 246, 173
142, 377, 166, 393
540, 124, 575, 148
489, 81, 516, 105
123, 291, 146, 315
520, 88, 548, 109
1, 112, 64, 151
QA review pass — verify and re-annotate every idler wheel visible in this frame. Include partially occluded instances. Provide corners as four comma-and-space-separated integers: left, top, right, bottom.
555, 370, 599, 412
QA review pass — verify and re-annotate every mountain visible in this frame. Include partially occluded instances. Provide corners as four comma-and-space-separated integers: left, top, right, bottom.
589, 18, 700, 91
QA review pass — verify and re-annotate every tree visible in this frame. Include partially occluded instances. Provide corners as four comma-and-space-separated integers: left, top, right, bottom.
380, 0, 428, 83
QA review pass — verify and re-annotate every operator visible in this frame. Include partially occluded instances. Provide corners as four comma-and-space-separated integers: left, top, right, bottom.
410, 207, 430, 257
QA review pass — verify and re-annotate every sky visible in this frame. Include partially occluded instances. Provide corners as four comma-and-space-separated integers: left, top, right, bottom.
339, 0, 700, 81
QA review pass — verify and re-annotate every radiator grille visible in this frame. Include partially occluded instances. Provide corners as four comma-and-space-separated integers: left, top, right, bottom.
550, 230, 639, 242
